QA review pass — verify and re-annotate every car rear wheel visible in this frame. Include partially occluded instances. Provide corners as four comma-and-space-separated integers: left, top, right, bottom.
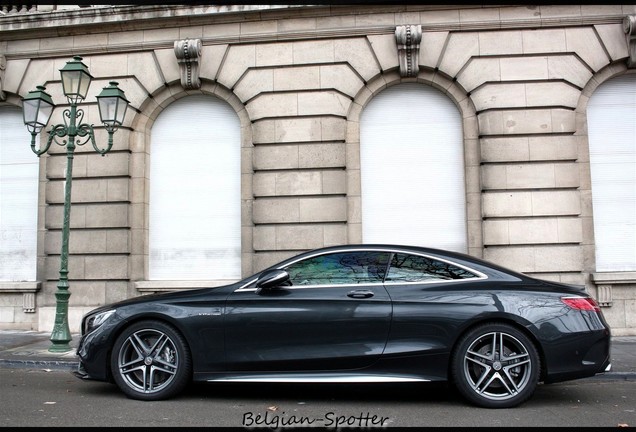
451, 323, 540, 408
110, 320, 192, 401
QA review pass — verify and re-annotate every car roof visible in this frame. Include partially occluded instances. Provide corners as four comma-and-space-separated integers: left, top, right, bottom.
272, 243, 529, 279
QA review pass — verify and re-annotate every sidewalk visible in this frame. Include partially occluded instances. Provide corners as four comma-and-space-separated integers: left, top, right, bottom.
0, 330, 80, 370
0, 329, 635, 378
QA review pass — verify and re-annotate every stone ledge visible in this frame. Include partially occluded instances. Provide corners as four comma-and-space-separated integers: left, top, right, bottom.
134, 280, 238, 293
0, 282, 41, 293
0, 282, 42, 314
592, 272, 636, 285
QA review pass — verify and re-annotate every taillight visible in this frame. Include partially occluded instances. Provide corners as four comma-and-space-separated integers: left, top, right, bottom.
561, 296, 600, 312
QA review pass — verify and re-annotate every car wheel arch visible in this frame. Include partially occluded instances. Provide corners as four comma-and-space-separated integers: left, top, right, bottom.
448, 319, 544, 408
109, 318, 194, 400
449, 318, 547, 383
103, 313, 193, 382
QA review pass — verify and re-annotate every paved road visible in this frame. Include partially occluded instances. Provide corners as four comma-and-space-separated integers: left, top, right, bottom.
1, 368, 634, 428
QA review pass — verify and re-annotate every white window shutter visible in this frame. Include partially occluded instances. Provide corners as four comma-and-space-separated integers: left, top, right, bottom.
587, 74, 636, 272
149, 95, 241, 280
360, 83, 467, 253
0, 106, 39, 281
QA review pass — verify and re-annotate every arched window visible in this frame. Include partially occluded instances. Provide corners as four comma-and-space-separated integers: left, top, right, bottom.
149, 95, 241, 280
0, 106, 39, 281
587, 74, 636, 272
360, 83, 467, 252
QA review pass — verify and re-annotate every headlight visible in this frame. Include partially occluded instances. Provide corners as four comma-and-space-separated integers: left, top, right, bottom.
83, 309, 116, 335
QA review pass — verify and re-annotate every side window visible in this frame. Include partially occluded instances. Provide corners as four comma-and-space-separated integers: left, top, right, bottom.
386, 253, 478, 283
284, 252, 390, 286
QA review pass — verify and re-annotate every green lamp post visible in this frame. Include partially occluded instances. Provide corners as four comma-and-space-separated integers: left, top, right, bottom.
22, 56, 130, 353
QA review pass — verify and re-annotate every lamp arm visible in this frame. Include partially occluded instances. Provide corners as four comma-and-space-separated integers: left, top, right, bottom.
29, 124, 66, 156
29, 132, 50, 156
78, 123, 114, 156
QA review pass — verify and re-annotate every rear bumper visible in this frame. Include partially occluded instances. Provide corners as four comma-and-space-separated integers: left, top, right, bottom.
543, 330, 611, 383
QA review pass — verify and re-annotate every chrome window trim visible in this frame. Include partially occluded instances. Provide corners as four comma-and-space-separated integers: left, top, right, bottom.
235, 247, 488, 293
238, 281, 387, 292
238, 277, 259, 290
384, 276, 487, 286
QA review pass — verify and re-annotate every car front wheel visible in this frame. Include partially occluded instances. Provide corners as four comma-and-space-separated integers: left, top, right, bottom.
451, 323, 540, 408
110, 320, 192, 401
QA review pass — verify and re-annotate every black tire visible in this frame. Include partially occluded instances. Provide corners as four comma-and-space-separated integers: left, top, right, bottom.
110, 320, 192, 401
450, 323, 540, 409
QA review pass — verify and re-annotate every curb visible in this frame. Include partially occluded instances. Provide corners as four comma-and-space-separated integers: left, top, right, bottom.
0, 358, 79, 370
587, 371, 636, 381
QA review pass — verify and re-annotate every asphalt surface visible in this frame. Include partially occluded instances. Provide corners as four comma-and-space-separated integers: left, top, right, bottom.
0, 329, 634, 379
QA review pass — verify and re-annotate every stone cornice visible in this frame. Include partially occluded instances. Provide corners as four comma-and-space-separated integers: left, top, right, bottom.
0, 5, 631, 61
5, 4, 316, 37
0, 5, 629, 41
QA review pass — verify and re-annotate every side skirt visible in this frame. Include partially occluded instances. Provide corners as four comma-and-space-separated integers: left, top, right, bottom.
204, 374, 430, 383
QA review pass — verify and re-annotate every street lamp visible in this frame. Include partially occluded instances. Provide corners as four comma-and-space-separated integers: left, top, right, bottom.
22, 56, 130, 353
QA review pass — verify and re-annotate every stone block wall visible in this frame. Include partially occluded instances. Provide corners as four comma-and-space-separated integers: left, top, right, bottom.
0, 4, 634, 335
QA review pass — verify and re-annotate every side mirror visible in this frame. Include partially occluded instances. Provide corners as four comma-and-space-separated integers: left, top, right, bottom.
255, 269, 290, 292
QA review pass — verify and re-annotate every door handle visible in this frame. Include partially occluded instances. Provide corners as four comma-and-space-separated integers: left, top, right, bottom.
347, 290, 374, 299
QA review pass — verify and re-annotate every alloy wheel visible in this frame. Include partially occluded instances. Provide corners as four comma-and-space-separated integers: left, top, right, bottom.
117, 328, 180, 394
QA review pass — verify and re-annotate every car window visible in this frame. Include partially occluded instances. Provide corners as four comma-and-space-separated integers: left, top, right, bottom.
385, 253, 478, 282
284, 251, 390, 286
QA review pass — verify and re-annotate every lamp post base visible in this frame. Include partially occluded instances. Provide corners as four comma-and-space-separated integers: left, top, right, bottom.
49, 285, 73, 353
48, 341, 73, 353
49, 321, 73, 353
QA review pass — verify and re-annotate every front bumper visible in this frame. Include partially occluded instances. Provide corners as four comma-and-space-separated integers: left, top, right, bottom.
72, 325, 114, 382
72, 360, 94, 380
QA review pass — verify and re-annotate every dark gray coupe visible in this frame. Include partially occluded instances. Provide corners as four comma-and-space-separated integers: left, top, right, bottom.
74, 244, 611, 408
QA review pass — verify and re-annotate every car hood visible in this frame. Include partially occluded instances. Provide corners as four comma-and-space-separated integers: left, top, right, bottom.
85, 283, 236, 316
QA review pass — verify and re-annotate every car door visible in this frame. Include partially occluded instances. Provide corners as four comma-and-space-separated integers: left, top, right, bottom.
381, 251, 488, 359
224, 250, 393, 372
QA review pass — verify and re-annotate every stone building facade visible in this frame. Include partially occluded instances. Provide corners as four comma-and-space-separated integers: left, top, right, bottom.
0, 4, 635, 335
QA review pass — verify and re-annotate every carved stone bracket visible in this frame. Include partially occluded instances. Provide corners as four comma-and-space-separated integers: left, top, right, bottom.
596, 285, 613, 308
624, 15, 636, 68
23, 293, 36, 313
395, 24, 422, 78
0, 282, 40, 313
592, 271, 636, 308
174, 38, 202, 89
0, 54, 6, 101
